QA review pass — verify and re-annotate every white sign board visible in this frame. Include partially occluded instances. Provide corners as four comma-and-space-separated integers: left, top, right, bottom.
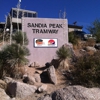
22, 18, 68, 66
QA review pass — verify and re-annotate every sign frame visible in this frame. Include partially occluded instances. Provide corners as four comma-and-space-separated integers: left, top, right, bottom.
34, 38, 58, 48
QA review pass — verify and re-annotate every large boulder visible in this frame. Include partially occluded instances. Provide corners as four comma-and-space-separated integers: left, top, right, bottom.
51, 86, 100, 100
47, 65, 57, 85
0, 88, 11, 100
7, 80, 37, 99
38, 85, 100, 100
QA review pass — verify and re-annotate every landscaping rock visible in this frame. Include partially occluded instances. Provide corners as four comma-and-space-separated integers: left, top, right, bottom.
38, 84, 47, 92
0, 88, 11, 100
47, 65, 57, 85
7, 80, 37, 99
38, 85, 100, 100
23, 73, 41, 85
23, 74, 36, 85
34, 73, 41, 83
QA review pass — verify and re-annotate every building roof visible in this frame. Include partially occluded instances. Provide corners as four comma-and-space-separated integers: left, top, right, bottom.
11, 8, 37, 14
68, 24, 83, 29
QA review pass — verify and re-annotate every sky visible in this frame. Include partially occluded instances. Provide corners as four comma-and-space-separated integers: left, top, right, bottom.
0, 0, 100, 33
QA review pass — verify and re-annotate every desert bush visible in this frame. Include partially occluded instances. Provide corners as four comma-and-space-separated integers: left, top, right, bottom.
72, 51, 100, 87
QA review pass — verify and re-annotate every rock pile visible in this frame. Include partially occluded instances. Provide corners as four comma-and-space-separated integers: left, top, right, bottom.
38, 85, 100, 100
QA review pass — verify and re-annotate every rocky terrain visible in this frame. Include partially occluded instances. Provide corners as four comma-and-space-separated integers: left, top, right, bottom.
0, 62, 100, 100
0, 65, 68, 100
0, 43, 100, 100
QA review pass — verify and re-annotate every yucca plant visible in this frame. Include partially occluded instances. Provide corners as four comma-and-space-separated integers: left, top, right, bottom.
0, 43, 30, 78
56, 45, 71, 61
0, 31, 30, 78
55, 45, 71, 70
